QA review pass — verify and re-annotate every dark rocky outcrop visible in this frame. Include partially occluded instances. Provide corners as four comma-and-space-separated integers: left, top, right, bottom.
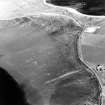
46, 0, 105, 16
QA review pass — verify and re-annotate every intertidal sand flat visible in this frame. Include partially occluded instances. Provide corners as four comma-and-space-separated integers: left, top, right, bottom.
0, 0, 103, 105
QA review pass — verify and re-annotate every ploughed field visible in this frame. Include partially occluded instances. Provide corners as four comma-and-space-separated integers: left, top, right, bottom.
0, 16, 102, 105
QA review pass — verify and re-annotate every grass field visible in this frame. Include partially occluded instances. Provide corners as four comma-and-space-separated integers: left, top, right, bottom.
81, 32, 105, 65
